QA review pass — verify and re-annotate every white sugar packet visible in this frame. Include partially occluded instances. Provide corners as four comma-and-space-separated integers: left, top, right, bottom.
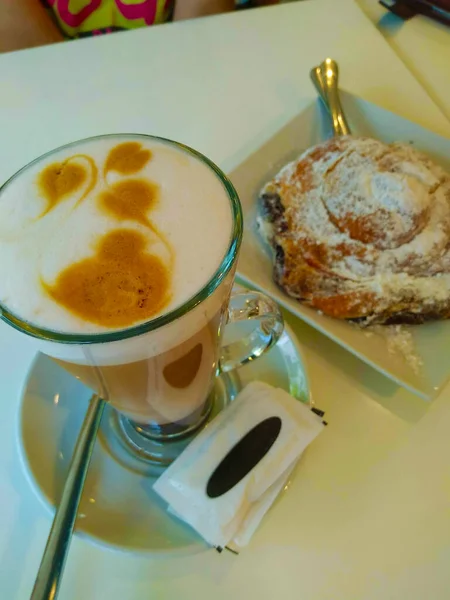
229, 460, 297, 550
153, 381, 324, 549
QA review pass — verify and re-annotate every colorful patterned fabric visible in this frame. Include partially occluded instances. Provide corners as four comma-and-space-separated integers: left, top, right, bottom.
44, 0, 174, 38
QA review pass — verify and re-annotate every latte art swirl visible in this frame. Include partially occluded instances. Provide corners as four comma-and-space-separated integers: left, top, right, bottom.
0, 135, 233, 334
258, 136, 450, 324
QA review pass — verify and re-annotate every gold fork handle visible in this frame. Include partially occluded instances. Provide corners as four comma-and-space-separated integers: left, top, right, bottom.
310, 58, 351, 136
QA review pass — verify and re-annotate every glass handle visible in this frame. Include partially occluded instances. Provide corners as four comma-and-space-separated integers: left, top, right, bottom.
219, 291, 284, 373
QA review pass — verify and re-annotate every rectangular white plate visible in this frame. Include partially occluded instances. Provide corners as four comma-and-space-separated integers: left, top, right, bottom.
231, 92, 450, 400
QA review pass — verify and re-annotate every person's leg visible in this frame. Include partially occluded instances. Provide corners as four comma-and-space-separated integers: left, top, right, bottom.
173, 0, 235, 20
1, 0, 63, 53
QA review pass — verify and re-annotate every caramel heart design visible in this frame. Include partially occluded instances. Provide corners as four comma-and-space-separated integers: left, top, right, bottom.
98, 178, 158, 228
38, 160, 88, 216
104, 142, 152, 176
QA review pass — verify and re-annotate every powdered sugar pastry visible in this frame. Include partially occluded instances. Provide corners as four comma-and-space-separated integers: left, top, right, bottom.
257, 136, 450, 324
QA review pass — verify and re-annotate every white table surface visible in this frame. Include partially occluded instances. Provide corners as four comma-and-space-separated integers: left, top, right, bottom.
357, 0, 450, 123
1, 1, 450, 598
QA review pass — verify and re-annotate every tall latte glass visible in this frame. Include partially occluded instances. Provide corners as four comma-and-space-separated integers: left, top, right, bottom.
0, 134, 283, 463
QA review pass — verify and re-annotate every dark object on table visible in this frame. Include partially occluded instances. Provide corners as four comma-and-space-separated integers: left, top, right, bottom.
380, 0, 450, 26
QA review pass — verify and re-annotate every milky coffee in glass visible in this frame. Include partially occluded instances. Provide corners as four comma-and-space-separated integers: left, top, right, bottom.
0, 135, 282, 453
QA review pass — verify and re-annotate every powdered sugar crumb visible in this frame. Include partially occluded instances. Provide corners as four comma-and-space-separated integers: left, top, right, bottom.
365, 324, 423, 375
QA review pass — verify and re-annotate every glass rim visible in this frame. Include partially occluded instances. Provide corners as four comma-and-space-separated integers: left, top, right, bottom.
0, 133, 243, 345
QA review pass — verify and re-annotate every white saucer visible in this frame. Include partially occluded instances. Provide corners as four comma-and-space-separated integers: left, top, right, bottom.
19, 323, 310, 556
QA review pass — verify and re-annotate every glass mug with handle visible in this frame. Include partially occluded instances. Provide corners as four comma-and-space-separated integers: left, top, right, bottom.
0, 133, 283, 464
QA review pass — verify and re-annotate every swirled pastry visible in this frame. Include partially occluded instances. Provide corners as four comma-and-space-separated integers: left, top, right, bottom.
257, 136, 450, 324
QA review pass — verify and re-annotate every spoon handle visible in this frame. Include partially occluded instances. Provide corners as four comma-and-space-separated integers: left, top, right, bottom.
310, 58, 351, 136
30, 395, 105, 600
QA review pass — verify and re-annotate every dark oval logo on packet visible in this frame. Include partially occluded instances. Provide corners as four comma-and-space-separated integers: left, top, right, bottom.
206, 416, 282, 499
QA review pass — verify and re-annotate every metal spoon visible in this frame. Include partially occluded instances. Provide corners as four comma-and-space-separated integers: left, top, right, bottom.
31, 394, 105, 600
310, 58, 351, 136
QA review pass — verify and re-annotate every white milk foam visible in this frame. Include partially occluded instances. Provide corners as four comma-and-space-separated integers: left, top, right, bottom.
0, 135, 233, 336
